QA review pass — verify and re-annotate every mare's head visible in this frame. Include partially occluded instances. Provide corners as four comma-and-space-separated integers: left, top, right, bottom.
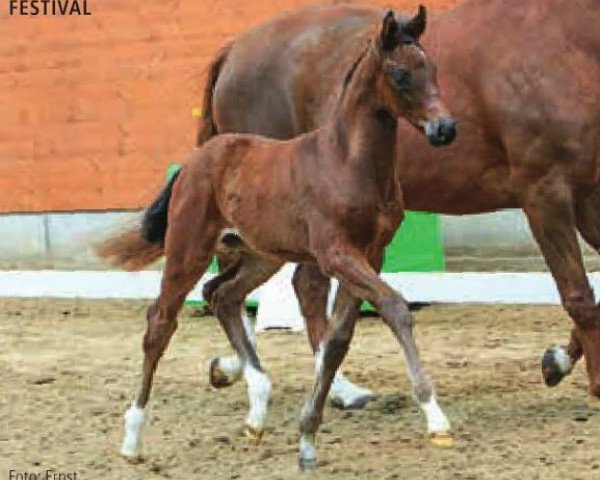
369, 7, 456, 146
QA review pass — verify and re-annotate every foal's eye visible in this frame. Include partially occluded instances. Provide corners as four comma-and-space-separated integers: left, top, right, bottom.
390, 67, 411, 91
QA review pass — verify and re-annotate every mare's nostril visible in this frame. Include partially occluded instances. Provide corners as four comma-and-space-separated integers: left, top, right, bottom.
439, 117, 457, 144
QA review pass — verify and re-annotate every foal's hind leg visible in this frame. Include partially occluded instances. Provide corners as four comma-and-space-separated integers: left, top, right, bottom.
210, 253, 283, 442
293, 263, 375, 409
122, 205, 222, 460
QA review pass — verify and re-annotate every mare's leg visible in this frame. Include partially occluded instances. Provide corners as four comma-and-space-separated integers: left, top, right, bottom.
121, 181, 222, 461
298, 245, 446, 469
522, 177, 599, 391
209, 253, 284, 442
292, 263, 375, 409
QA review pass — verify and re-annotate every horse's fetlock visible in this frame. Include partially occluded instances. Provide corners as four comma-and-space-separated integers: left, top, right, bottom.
299, 411, 322, 434
413, 380, 433, 403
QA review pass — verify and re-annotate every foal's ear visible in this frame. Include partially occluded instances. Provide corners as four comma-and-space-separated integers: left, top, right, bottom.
379, 10, 401, 51
403, 5, 427, 40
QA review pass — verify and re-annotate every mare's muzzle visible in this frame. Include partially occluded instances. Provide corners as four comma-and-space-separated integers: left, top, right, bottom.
425, 116, 457, 147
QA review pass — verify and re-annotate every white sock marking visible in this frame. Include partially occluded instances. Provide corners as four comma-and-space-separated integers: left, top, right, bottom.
329, 371, 375, 407
299, 433, 317, 462
121, 403, 146, 458
244, 364, 272, 431
421, 395, 451, 434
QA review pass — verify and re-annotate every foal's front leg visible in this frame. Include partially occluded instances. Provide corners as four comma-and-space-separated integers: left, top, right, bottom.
328, 248, 449, 438
298, 246, 450, 469
298, 286, 361, 470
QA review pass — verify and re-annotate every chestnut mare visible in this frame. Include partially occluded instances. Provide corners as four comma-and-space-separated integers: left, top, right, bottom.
194, 0, 600, 404
99, 9, 456, 469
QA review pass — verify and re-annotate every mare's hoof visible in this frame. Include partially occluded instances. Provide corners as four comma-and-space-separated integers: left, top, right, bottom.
209, 357, 235, 389
329, 391, 376, 410
298, 457, 317, 472
242, 425, 264, 444
541, 347, 571, 387
429, 432, 454, 448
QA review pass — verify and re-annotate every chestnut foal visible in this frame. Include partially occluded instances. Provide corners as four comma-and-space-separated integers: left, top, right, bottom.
99, 9, 456, 469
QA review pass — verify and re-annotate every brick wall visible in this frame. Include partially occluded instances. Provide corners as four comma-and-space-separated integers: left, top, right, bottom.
0, 0, 461, 213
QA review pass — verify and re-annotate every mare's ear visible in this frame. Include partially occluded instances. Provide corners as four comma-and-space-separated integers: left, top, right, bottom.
379, 10, 400, 51
403, 5, 427, 40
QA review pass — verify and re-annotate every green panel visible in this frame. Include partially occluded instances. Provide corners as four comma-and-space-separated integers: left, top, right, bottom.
382, 211, 445, 273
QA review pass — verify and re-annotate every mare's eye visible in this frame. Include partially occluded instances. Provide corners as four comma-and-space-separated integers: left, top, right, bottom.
390, 67, 411, 91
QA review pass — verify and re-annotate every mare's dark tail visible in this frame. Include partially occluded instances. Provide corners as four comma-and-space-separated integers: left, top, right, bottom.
95, 170, 181, 271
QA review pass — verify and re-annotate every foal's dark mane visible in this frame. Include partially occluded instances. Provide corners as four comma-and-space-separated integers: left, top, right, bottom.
340, 42, 371, 94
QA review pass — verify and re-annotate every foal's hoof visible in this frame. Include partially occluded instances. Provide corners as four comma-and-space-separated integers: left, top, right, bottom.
121, 449, 144, 464
242, 425, 264, 444
298, 457, 317, 472
209, 357, 235, 389
429, 432, 454, 448
329, 391, 376, 410
541, 346, 572, 387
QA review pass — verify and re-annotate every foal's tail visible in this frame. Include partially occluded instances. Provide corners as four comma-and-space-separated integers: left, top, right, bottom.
96, 170, 181, 271
195, 42, 232, 146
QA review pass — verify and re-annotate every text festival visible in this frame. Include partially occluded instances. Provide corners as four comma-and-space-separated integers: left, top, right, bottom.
9, 0, 91, 15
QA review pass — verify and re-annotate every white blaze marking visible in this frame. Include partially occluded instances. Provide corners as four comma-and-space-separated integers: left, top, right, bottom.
244, 364, 272, 430
121, 403, 146, 458
421, 395, 451, 433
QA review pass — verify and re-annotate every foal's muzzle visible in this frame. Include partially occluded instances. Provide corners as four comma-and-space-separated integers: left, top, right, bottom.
425, 116, 457, 147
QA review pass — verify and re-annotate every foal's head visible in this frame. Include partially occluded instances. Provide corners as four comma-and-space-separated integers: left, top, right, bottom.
365, 8, 456, 147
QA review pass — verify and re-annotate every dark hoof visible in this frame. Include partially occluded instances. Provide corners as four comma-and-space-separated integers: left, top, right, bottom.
209, 357, 235, 389
541, 347, 570, 387
299, 457, 317, 472
329, 392, 376, 410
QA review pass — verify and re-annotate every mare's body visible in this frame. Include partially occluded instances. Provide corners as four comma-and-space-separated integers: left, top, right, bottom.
199, 0, 600, 396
